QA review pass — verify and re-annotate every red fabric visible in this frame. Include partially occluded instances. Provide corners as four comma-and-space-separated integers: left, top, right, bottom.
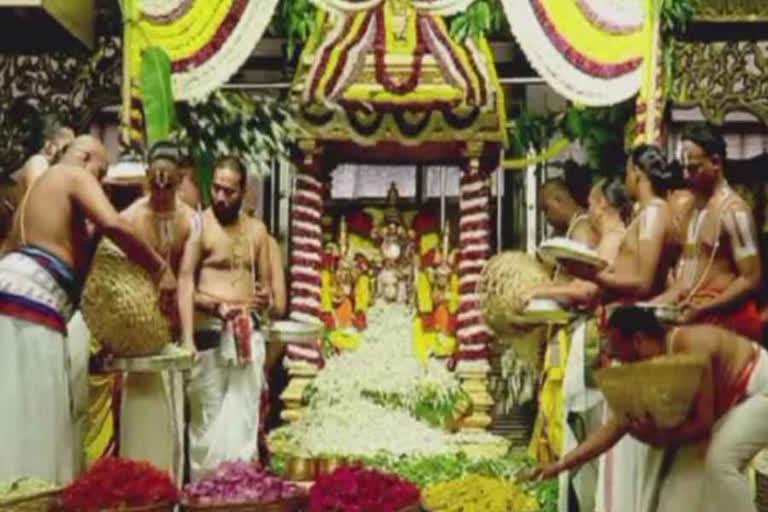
692, 289, 763, 341
714, 344, 759, 420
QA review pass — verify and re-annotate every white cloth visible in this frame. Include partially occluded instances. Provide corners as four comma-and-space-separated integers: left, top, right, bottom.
0, 318, 74, 483
559, 318, 603, 512
120, 371, 185, 484
187, 318, 265, 480
0, 251, 77, 484
696, 347, 768, 512
66, 312, 91, 475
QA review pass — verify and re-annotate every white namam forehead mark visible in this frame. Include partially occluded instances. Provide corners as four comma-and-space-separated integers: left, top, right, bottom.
639, 203, 661, 241
724, 210, 758, 259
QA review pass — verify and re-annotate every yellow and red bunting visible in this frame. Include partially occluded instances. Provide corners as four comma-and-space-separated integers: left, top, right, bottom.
504, 0, 646, 105
128, 0, 279, 102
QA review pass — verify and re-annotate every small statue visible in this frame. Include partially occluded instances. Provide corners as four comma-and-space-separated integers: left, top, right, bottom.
372, 183, 416, 304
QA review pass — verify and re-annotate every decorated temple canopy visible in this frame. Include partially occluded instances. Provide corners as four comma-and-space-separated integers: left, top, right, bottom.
290, 0, 506, 156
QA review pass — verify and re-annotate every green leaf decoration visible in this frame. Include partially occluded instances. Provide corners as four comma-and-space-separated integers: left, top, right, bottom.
140, 46, 176, 145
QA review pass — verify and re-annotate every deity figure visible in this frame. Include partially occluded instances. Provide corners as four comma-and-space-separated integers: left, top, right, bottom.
372, 183, 417, 304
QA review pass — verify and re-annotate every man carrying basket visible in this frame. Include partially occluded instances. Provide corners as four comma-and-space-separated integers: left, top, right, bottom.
531, 304, 768, 512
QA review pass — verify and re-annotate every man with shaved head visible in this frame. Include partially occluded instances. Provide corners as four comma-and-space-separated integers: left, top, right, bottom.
0, 135, 176, 483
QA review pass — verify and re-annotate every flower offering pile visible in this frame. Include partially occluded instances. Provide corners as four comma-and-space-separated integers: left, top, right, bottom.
182, 461, 304, 505
61, 457, 178, 511
421, 474, 540, 512
308, 465, 419, 512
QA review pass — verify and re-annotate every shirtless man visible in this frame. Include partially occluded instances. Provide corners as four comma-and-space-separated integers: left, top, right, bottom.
564, 145, 679, 303
177, 156, 202, 210
654, 124, 763, 340
178, 155, 272, 477
120, 141, 197, 342
0, 135, 174, 483
538, 178, 597, 247
529, 178, 629, 308
532, 304, 768, 512
12, 117, 75, 191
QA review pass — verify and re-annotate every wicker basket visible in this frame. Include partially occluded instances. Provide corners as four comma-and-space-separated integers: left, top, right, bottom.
81, 239, 170, 357
181, 495, 307, 512
0, 487, 61, 512
594, 353, 709, 428
476, 252, 551, 336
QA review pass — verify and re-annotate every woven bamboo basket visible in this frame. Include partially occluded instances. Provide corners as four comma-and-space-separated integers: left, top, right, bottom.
0, 487, 61, 512
594, 353, 709, 428
81, 239, 170, 357
181, 495, 307, 512
476, 252, 551, 335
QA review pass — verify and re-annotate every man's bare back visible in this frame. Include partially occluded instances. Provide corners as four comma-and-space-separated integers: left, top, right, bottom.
671, 324, 755, 387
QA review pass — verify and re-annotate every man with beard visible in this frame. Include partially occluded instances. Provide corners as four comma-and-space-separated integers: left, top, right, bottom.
178, 156, 272, 477
654, 124, 763, 340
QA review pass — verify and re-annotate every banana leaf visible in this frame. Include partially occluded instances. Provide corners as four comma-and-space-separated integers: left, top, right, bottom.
140, 46, 176, 144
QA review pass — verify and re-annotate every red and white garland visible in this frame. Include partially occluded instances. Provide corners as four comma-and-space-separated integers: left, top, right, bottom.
455, 167, 493, 361
287, 171, 326, 366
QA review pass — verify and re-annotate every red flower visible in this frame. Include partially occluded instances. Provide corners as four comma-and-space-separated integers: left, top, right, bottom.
352, 311, 367, 330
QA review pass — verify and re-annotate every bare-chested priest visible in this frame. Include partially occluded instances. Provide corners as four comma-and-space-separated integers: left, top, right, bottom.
0, 135, 175, 483
120, 141, 197, 344
654, 124, 763, 340
178, 155, 272, 478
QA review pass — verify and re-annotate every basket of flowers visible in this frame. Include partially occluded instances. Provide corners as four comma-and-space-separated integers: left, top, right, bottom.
594, 353, 709, 428
308, 465, 420, 512
60, 457, 178, 512
421, 474, 541, 511
181, 461, 306, 512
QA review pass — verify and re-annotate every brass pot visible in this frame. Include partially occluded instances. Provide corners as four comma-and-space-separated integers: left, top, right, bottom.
285, 456, 316, 481
315, 456, 347, 475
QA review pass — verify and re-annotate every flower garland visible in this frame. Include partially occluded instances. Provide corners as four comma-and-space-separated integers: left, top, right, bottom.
374, 8, 426, 95
503, 0, 643, 106
139, 0, 194, 23
575, 0, 645, 34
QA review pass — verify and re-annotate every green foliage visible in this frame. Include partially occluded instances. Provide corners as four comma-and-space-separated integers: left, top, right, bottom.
139, 46, 176, 145
661, 0, 699, 34
272, 0, 317, 59
174, 90, 298, 204
508, 100, 635, 179
448, 0, 508, 41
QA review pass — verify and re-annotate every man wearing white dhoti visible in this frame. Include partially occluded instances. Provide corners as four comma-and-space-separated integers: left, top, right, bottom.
532, 304, 768, 512
178, 156, 272, 479
0, 136, 175, 484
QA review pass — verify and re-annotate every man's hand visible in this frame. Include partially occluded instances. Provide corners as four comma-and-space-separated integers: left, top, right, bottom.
680, 302, 706, 324
560, 259, 598, 281
248, 283, 271, 313
181, 338, 199, 364
525, 461, 563, 482
217, 303, 243, 321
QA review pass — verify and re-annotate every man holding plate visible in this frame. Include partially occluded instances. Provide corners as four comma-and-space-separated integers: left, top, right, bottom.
653, 124, 763, 341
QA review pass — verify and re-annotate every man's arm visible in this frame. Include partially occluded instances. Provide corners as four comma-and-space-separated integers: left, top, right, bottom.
693, 207, 762, 316
570, 218, 597, 249
178, 215, 203, 352
253, 219, 273, 311
268, 235, 287, 317
70, 168, 168, 280
531, 417, 627, 480
595, 204, 670, 297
